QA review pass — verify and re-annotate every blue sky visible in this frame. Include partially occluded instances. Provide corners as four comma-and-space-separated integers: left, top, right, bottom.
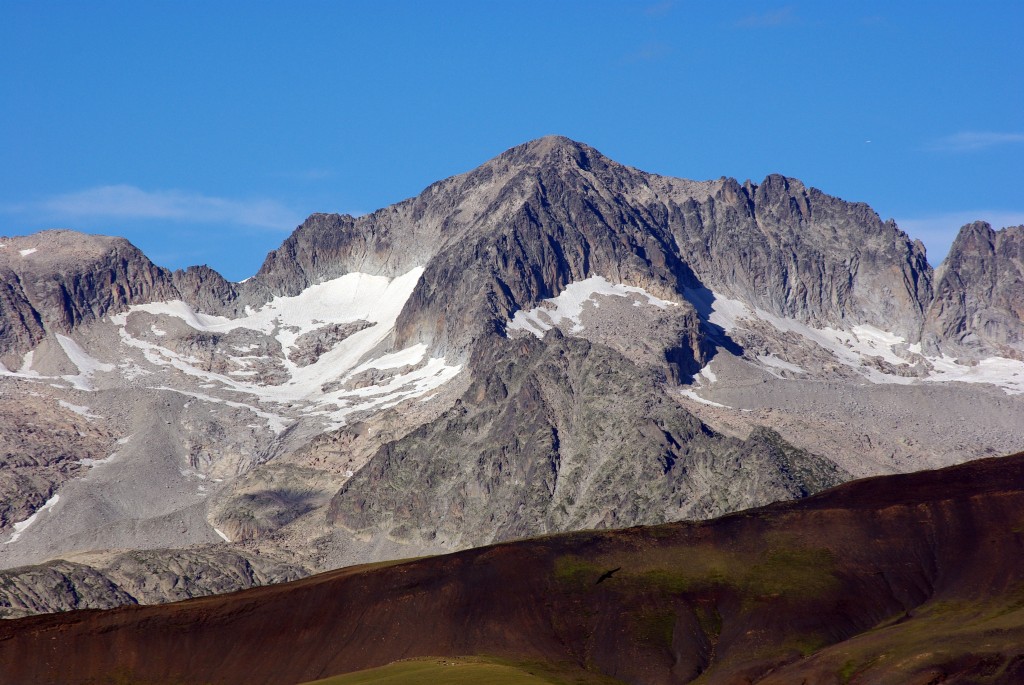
2, 1, 1022, 280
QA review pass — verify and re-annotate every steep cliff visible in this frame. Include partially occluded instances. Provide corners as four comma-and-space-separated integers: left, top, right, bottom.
926, 221, 1024, 357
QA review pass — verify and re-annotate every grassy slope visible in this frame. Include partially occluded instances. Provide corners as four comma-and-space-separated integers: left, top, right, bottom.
301, 656, 624, 685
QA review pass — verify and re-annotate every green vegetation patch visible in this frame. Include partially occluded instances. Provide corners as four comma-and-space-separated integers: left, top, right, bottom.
300, 656, 624, 685
746, 548, 839, 598
553, 555, 602, 588
595, 542, 839, 604
838, 658, 860, 684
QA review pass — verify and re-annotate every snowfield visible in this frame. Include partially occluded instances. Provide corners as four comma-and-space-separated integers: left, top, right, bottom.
111, 267, 462, 430
507, 276, 676, 338
697, 289, 1024, 395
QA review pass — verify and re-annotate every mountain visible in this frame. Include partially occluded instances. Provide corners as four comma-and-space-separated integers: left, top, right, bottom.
0, 230, 234, 370
926, 221, 1024, 357
3, 452, 1023, 685
1, 136, 1023, 618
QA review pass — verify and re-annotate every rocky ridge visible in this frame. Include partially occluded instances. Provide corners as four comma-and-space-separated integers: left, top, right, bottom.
3, 138, 1010, 363
0, 547, 304, 619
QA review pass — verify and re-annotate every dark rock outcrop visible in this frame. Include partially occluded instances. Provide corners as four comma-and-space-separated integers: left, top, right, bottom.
0, 395, 114, 531
0, 231, 179, 366
0, 561, 135, 619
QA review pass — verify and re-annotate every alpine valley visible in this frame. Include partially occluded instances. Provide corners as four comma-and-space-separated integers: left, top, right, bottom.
1, 137, 1023, 660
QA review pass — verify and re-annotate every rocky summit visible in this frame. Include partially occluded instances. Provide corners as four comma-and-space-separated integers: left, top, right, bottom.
1, 136, 1023, 620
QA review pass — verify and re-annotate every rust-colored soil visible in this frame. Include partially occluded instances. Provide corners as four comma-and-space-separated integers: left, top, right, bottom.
3, 453, 1024, 685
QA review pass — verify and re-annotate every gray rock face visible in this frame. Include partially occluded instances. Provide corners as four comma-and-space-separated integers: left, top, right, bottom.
0, 548, 305, 619
0, 393, 114, 530
170, 264, 238, 313
0, 274, 46, 366
328, 331, 846, 549
926, 222, 1024, 357
1, 139, 1004, 363
667, 175, 933, 340
0, 232, 239, 367
0, 232, 178, 363
99, 547, 306, 605
0, 561, 134, 619
236, 137, 935, 360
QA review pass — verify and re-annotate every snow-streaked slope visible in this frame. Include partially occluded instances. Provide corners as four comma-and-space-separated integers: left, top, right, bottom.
116, 268, 423, 357
111, 267, 462, 431
925, 355, 1024, 394
3, 495, 59, 544
507, 276, 676, 338
694, 289, 1024, 394
57, 334, 115, 391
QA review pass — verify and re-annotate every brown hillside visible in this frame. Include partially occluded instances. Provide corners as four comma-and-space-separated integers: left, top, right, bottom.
2, 452, 1024, 685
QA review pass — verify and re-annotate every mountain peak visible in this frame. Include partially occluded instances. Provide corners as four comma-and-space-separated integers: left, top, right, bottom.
515, 134, 588, 154
0, 229, 137, 267
493, 135, 609, 171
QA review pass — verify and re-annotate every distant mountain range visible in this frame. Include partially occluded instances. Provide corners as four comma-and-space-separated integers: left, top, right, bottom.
1, 136, 1022, 625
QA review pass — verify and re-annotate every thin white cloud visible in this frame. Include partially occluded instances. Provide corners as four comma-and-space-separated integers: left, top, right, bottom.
927, 131, 1024, 153
33, 185, 302, 230
735, 6, 796, 28
896, 210, 1024, 265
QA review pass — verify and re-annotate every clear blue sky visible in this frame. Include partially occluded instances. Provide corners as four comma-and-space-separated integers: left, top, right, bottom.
2, 1, 1022, 280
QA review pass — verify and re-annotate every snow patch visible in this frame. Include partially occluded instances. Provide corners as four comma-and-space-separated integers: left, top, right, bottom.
56, 334, 115, 391
507, 277, 675, 338
214, 527, 231, 542
0, 349, 44, 380
925, 355, 1024, 395
58, 399, 100, 419
155, 386, 291, 434
699, 363, 717, 384
689, 289, 1024, 394
758, 354, 806, 374
4, 495, 60, 544
18, 248, 37, 257
110, 267, 463, 429
680, 389, 731, 408
18, 350, 38, 375
115, 268, 424, 358
348, 344, 427, 374
690, 291, 917, 385
77, 453, 117, 468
